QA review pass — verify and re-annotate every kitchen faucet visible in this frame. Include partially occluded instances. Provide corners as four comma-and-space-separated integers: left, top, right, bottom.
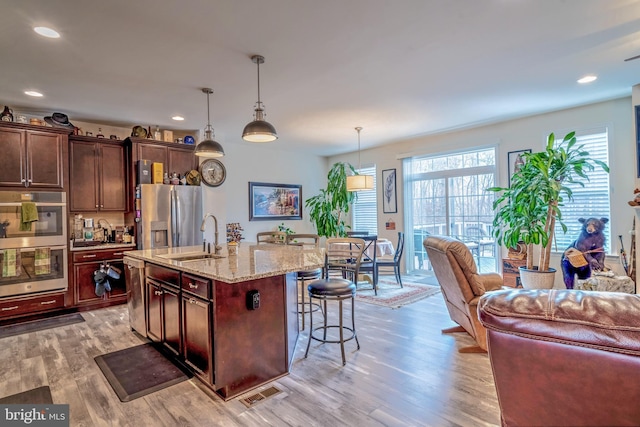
200, 213, 221, 255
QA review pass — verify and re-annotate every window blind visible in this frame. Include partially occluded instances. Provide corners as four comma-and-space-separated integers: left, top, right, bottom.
553, 129, 611, 253
352, 166, 378, 234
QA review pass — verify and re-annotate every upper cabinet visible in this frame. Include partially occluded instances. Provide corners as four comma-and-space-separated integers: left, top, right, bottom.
126, 138, 198, 180
0, 123, 69, 190
69, 136, 128, 212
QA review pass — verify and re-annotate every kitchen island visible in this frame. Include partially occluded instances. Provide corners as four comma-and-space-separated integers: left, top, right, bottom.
124, 243, 324, 400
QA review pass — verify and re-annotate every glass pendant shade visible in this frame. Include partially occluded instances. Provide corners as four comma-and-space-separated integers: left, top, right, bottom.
347, 126, 374, 191
195, 88, 225, 158
346, 174, 374, 191
242, 55, 277, 142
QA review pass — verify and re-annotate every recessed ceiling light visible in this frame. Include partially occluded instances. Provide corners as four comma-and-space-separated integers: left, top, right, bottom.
577, 75, 597, 84
33, 26, 60, 38
172, 116, 185, 121
24, 91, 43, 97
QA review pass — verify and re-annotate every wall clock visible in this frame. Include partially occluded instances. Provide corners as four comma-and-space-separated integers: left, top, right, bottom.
199, 159, 226, 187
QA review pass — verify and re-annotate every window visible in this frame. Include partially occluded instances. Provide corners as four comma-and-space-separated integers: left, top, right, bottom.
553, 128, 611, 253
403, 148, 497, 274
352, 165, 377, 234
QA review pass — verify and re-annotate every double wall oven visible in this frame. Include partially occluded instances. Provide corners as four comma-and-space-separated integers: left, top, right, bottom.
0, 191, 67, 297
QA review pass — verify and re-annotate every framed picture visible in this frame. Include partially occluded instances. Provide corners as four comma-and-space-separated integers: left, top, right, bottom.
382, 169, 397, 213
507, 149, 531, 187
249, 182, 302, 221
636, 105, 640, 177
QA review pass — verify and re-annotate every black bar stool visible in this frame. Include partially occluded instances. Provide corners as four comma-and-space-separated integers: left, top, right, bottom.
304, 237, 365, 365
286, 233, 322, 330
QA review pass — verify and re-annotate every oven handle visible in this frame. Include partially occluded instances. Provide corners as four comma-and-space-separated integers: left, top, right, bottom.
16, 245, 67, 253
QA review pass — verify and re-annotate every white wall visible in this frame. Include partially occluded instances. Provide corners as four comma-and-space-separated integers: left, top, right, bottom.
199, 142, 327, 244
329, 97, 635, 287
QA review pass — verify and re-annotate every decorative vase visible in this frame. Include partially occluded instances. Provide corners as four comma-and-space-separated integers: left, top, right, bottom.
519, 266, 556, 289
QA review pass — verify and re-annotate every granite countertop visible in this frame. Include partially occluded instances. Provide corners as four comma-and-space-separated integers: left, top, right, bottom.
125, 243, 325, 283
69, 242, 137, 252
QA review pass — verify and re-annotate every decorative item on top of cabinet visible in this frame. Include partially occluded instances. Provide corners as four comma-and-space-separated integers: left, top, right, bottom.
69, 136, 127, 212
0, 122, 68, 190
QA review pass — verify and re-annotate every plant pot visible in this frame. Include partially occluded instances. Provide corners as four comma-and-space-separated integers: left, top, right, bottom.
518, 266, 556, 289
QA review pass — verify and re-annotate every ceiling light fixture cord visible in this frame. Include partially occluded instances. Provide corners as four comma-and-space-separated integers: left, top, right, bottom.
356, 126, 363, 170
256, 57, 261, 110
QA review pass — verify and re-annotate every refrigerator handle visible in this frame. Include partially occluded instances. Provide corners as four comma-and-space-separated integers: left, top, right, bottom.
175, 190, 182, 246
170, 188, 177, 247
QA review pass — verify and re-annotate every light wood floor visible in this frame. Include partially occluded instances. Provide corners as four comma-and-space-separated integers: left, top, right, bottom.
0, 278, 500, 427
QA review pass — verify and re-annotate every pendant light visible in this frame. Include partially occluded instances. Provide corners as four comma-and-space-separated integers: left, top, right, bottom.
346, 127, 374, 191
242, 55, 278, 142
195, 88, 225, 158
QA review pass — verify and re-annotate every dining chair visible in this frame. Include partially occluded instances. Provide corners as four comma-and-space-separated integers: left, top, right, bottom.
357, 235, 379, 294
256, 231, 287, 244
286, 233, 322, 330
304, 237, 365, 365
375, 232, 405, 287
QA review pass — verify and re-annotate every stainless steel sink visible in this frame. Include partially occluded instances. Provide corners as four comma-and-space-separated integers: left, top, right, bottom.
158, 252, 225, 262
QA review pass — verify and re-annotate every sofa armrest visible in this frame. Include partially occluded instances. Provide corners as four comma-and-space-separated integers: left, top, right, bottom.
479, 273, 503, 292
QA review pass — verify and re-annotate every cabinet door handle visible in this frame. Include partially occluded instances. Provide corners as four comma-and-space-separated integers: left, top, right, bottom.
20, 178, 25, 183
100, 205, 104, 208
154, 290, 163, 296
82, 254, 97, 258
40, 300, 57, 305
113, 252, 123, 256
1, 306, 19, 311
27, 179, 32, 183
188, 282, 198, 289
95, 204, 98, 208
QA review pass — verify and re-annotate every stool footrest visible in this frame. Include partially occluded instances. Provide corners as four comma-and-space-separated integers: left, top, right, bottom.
308, 325, 357, 344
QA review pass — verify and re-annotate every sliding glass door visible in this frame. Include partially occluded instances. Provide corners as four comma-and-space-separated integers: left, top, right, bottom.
404, 148, 497, 275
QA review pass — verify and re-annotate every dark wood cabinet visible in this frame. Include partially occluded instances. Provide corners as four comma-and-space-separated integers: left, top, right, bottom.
128, 138, 197, 180
0, 123, 68, 190
72, 248, 131, 308
69, 137, 127, 212
0, 293, 65, 321
145, 264, 182, 355
182, 273, 213, 383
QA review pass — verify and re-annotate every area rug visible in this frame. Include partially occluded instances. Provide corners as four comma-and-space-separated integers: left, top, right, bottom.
95, 343, 191, 402
0, 386, 53, 404
355, 278, 440, 308
0, 313, 85, 339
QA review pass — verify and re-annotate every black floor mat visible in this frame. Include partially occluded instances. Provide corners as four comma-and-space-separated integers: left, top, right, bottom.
95, 343, 191, 402
0, 313, 85, 339
0, 386, 53, 404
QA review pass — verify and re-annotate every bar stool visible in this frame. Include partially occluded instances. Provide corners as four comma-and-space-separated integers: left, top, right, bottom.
304, 237, 365, 365
286, 233, 322, 330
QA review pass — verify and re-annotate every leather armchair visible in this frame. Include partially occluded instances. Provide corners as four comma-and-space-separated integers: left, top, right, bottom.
479, 289, 640, 427
423, 235, 503, 352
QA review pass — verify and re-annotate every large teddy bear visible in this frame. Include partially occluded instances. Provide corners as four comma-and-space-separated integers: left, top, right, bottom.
561, 217, 608, 289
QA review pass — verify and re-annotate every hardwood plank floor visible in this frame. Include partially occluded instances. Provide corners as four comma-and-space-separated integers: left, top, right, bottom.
0, 278, 500, 426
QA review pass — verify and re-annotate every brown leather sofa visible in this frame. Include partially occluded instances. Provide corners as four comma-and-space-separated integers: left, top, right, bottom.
479, 289, 640, 427
423, 235, 503, 352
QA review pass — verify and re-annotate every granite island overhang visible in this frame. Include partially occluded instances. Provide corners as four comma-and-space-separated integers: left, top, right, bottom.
124, 243, 325, 400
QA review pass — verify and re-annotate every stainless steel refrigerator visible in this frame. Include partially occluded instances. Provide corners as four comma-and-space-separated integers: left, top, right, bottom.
138, 184, 203, 249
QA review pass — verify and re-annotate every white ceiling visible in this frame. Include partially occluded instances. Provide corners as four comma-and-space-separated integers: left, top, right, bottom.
2, 0, 640, 157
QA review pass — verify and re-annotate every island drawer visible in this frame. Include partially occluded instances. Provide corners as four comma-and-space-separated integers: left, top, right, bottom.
146, 263, 180, 287
182, 274, 211, 299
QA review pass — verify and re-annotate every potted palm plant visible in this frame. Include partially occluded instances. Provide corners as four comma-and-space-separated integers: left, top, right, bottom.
305, 162, 357, 238
488, 131, 609, 289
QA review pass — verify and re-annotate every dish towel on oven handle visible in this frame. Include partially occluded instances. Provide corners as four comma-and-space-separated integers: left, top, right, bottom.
1, 249, 19, 277
19, 202, 39, 231
35, 247, 50, 275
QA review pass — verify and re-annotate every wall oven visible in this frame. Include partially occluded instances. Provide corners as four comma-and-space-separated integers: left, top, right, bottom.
0, 191, 67, 297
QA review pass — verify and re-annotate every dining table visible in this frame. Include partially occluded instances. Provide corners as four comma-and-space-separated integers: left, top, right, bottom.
328, 237, 395, 261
